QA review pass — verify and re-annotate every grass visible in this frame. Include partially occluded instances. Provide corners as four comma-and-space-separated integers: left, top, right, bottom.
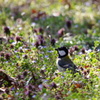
0, 0, 100, 99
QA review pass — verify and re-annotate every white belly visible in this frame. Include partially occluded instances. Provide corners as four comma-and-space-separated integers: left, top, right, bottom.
56, 60, 66, 71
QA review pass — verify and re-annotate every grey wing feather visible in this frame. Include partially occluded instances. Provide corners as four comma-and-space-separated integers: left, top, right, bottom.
63, 64, 76, 70
57, 58, 78, 72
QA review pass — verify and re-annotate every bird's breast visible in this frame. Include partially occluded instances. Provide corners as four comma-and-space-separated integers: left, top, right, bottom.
56, 58, 67, 71
56, 56, 76, 71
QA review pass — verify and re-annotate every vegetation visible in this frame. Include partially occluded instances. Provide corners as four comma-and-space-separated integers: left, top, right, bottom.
0, 0, 100, 99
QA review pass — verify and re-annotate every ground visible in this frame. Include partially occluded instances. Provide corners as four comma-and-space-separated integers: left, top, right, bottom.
0, 0, 100, 100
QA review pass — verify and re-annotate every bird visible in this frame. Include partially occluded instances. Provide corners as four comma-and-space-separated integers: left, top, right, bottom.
55, 46, 77, 73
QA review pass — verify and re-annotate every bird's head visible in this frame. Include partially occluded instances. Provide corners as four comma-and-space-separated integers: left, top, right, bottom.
55, 46, 68, 58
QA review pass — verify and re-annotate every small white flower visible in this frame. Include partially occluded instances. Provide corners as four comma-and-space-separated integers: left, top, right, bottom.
19, 27, 22, 30
5, 61, 8, 63
43, 93, 47, 96
41, 66, 46, 70
21, 12, 25, 16
95, 85, 99, 88
32, 95, 36, 98
61, 76, 64, 78
70, 41, 73, 44
15, 92, 19, 95
85, 2, 91, 6
97, 49, 100, 52
38, 84, 43, 90
31, 22, 36, 27
86, 49, 92, 53
12, 41, 17, 45
87, 75, 90, 79
44, 55, 49, 58
14, 50, 18, 53
12, 63, 14, 65
32, 60, 37, 63
19, 47, 23, 49
85, 56, 89, 60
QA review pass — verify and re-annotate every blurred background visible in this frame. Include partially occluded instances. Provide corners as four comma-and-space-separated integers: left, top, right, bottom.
0, 0, 100, 43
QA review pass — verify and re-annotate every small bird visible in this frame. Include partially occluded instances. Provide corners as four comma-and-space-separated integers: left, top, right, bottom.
55, 46, 77, 73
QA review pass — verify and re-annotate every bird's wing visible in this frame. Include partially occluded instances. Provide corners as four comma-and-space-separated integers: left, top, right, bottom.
63, 64, 80, 74
63, 64, 75, 69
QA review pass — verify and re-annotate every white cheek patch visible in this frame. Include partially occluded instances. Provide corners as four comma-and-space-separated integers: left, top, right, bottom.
58, 50, 66, 56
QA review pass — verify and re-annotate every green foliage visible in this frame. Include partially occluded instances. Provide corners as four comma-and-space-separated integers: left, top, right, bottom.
0, 0, 100, 99
0, 11, 7, 25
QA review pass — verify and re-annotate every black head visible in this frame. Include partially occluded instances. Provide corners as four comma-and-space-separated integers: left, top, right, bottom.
55, 46, 68, 58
